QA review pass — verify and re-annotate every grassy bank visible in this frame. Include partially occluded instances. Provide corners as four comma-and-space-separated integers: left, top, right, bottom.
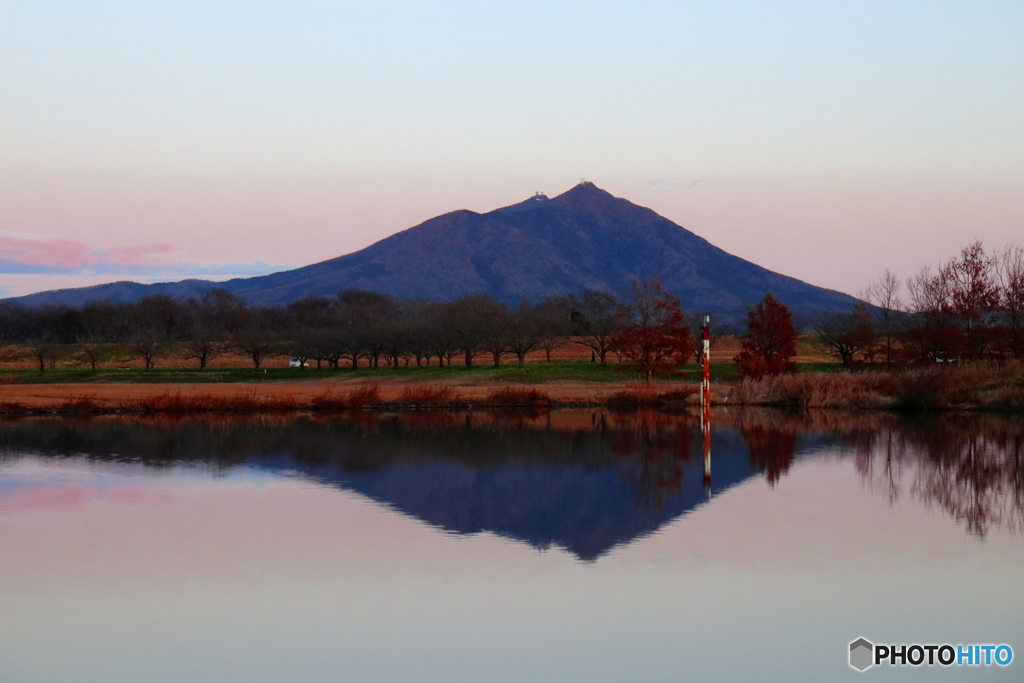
726, 363, 1024, 411
0, 383, 701, 417
3, 359, 1020, 414
0, 360, 776, 385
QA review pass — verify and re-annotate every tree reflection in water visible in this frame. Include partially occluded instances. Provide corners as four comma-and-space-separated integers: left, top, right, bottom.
851, 415, 1024, 538
606, 409, 695, 511
0, 409, 1020, 558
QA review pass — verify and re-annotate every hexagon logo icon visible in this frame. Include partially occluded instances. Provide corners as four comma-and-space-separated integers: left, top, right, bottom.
850, 638, 874, 671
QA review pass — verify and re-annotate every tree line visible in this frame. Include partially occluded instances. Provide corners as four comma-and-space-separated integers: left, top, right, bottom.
813, 241, 1024, 366
2, 239, 1019, 376
0, 283, 704, 374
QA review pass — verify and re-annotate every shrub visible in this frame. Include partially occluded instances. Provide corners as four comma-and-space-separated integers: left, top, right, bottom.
395, 384, 461, 405
992, 385, 1024, 410
606, 389, 659, 408
890, 368, 978, 410
728, 373, 883, 409
485, 387, 550, 408
60, 396, 99, 414
311, 390, 348, 411
344, 384, 382, 407
657, 387, 699, 406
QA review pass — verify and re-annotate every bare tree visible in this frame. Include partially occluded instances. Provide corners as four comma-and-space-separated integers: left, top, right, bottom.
445, 294, 504, 367
337, 290, 395, 367
234, 331, 282, 370
28, 342, 59, 372
506, 305, 544, 366
77, 343, 119, 371
570, 290, 627, 365
905, 265, 957, 363
812, 303, 876, 367
535, 296, 572, 362
996, 243, 1024, 359
480, 304, 515, 367
130, 337, 165, 370
864, 269, 902, 367
180, 336, 225, 370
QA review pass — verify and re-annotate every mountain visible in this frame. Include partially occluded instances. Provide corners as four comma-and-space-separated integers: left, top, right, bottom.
4, 182, 860, 319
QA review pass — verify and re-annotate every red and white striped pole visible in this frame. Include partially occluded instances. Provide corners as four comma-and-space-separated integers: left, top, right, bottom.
701, 316, 712, 492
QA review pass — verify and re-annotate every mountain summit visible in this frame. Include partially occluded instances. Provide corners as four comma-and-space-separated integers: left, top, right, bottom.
5, 182, 859, 319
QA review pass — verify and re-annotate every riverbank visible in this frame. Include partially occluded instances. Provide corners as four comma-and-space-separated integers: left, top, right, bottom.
1, 361, 1022, 415
729, 363, 1024, 411
0, 378, 700, 416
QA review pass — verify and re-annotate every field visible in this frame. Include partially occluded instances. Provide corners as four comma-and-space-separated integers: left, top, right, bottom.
0, 335, 835, 384
4, 336, 1019, 414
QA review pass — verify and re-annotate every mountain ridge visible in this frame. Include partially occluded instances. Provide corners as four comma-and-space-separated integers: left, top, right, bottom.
3, 182, 860, 320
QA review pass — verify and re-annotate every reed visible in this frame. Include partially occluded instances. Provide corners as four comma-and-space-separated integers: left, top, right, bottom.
344, 384, 382, 407
484, 387, 551, 408
121, 391, 302, 414
60, 395, 99, 414
991, 384, 1024, 411
727, 373, 883, 409
394, 384, 461, 406
310, 390, 348, 411
0, 401, 30, 415
657, 387, 700, 406
605, 387, 660, 408
726, 363, 1022, 411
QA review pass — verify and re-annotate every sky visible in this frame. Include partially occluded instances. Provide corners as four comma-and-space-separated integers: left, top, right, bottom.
1, 0, 1022, 300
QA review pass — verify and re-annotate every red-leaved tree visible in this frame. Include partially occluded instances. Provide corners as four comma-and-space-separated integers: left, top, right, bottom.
612, 279, 694, 383
734, 293, 798, 378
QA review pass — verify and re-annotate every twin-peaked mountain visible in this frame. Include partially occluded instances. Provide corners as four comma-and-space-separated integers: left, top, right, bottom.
6, 182, 860, 319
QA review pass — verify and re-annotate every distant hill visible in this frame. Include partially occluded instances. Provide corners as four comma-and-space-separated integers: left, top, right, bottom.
3, 182, 860, 320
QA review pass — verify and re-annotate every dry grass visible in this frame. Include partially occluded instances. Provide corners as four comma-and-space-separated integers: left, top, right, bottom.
726, 363, 1021, 411
119, 390, 301, 414
484, 387, 551, 408
0, 361, 1019, 415
394, 384, 462, 406
727, 373, 884, 409
0, 401, 30, 415
310, 390, 348, 411
60, 395, 100, 414
345, 384, 382, 407
657, 387, 700, 407
605, 388, 660, 408
991, 384, 1024, 411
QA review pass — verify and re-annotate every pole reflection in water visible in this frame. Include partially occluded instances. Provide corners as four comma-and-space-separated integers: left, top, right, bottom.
701, 315, 712, 496
0, 409, 1020, 683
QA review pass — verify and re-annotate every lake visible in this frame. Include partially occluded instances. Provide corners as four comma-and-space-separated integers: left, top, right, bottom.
0, 409, 1020, 682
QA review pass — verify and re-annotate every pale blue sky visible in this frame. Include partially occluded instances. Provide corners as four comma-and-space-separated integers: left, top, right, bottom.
1, 0, 1022, 297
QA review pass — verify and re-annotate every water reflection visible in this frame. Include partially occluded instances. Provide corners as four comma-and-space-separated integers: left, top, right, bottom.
851, 415, 1024, 537
0, 409, 1021, 558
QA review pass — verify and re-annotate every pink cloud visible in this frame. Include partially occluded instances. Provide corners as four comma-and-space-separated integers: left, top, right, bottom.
0, 234, 283, 279
0, 235, 177, 273
90, 243, 178, 268
0, 235, 95, 271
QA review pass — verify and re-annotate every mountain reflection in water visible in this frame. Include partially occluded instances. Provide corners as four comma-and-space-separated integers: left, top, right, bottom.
0, 409, 1020, 558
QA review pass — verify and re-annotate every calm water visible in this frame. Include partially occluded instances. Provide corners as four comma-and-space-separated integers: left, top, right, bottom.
0, 410, 1020, 682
